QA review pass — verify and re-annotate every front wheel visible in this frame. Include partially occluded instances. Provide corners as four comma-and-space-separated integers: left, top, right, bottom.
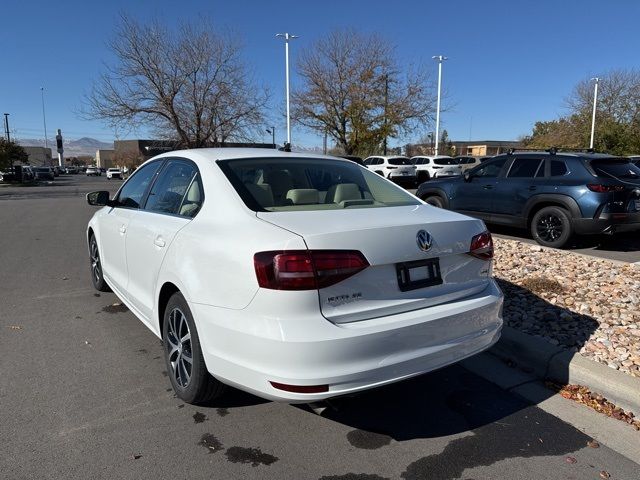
163, 292, 226, 404
89, 235, 110, 292
531, 206, 573, 248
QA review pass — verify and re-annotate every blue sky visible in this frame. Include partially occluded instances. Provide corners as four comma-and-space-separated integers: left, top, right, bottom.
1, 0, 639, 149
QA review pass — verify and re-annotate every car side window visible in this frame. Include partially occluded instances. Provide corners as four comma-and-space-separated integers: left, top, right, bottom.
507, 158, 544, 178
116, 161, 162, 209
363, 158, 372, 165
470, 157, 507, 178
145, 160, 199, 216
550, 160, 568, 176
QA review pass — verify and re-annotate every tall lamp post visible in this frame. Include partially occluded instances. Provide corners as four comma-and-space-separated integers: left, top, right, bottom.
589, 77, 599, 150
275, 32, 298, 150
266, 127, 275, 148
432, 55, 448, 156
41, 87, 48, 150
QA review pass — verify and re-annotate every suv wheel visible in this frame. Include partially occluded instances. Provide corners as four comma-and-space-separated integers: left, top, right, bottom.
423, 195, 444, 208
163, 292, 226, 404
531, 206, 573, 248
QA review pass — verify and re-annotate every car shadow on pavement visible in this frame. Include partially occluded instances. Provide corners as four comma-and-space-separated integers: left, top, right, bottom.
293, 279, 600, 470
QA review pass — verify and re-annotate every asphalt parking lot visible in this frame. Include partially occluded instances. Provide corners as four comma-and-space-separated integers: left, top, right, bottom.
1, 175, 639, 479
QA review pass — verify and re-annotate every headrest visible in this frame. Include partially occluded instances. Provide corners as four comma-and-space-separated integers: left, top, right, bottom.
285, 188, 319, 205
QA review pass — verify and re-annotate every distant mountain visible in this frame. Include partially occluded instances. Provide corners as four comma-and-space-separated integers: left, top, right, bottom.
17, 137, 114, 157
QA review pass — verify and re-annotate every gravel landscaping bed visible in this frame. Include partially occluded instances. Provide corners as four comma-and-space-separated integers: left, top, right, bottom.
493, 238, 640, 378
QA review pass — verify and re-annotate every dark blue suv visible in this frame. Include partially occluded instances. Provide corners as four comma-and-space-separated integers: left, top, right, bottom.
416, 150, 640, 248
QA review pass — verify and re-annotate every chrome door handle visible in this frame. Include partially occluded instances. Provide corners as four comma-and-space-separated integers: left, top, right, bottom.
119, 225, 126, 234
154, 237, 166, 248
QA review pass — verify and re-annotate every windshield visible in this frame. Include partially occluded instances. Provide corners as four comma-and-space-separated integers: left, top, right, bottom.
388, 157, 412, 165
591, 159, 640, 180
219, 157, 421, 212
434, 158, 456, 165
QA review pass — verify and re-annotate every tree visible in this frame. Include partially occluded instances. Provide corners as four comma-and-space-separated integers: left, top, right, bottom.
291, 29, 437, 156
0, 139, 28, 170
83, 15, 268, 148
523, 69, 640, 154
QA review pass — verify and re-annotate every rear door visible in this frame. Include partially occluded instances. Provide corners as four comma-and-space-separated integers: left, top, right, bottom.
125, 159, 202, 321
492, 156, 545, 217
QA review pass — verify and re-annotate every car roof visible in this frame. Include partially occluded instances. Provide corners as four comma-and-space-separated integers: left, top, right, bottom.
500, 151, 618, 160
154, 148, 354, 163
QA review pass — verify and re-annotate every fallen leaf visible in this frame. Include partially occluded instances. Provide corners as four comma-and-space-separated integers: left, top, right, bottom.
565, 456, 577, 464
587, 440, 600, 449
130, 454, 142, 460
8, 325, 23, 330
599, 471, 610, 479
61, 277, 68, 280
84, 340, 92, 346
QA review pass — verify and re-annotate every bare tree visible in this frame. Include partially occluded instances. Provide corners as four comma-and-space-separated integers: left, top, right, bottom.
291, 29, 437, 156
83, 15, 268, 147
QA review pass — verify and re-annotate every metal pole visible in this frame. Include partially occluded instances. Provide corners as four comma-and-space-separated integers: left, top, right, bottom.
276, 33, 298, 150
432, 55, 447, 156
272, 127, 275, 148
589, 77, 599, 150
41, 87, 48, 150
4, 113, 10, 142
383, 75, 388, 155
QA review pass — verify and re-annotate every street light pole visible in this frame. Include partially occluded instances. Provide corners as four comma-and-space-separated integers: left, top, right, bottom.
276, 32, 298, 150
3, 113, 10, 142
266, 127, 275, 148
432, 55, 448, 156
41, 87, 49, 152
589, 77, 599, 150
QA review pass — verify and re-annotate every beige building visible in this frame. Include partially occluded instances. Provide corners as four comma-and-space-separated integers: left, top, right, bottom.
22, 146, 53, 165
96, 149, 115, 168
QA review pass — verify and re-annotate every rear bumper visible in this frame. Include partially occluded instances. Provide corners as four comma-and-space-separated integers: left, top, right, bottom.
192, 280, 503, 402
573, 212, 640, 234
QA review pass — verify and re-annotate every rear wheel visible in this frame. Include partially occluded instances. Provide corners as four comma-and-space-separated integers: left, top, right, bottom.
531, 206, 573, 248
163, 292, 226, 404
89, 235, 110, 292
423, 195, 444, 208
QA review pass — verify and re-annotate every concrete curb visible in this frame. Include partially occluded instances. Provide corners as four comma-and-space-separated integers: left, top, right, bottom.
490, 326, 640, 417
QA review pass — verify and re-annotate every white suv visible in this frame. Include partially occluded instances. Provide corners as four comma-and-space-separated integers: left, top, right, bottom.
410, 156, 458, 182
363, 156, 416, 185
106, 168, 122, 180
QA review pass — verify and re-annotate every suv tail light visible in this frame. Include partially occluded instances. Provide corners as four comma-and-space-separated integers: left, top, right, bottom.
254, 250, 369, 290
587, 184, 625, 193
467, 231, 493, 260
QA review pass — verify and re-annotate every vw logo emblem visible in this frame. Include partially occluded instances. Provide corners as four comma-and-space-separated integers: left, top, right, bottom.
416, 230, 433, 251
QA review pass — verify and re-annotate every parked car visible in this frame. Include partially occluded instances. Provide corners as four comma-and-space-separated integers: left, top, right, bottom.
86, 166, 101, 176
629, 155, 640, 167
51, 166, 60, 177
363, 155, 417, 186
416, 150, 640, 248
106, 168, 123, 180
86, 149, 503, 404
33, 166, 55, 181
410, 155, 456, 182
65, 166, 78, 174
453, 156, 483, 172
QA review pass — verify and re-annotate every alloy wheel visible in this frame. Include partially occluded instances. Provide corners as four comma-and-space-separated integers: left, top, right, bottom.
90, 240, 102, 285
536, 214, 563, 242
166, 308, 193, 388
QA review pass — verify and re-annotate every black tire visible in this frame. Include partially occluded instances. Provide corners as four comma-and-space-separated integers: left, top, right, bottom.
375, 170, 384, 176
163, 292, 226, 404
417, 171, 430, 184
89, 235, 110, 292
531, 206, 573, 248
423, 195, 444, 208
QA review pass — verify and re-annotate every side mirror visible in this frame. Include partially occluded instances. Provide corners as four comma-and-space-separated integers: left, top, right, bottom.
463, 172, 471, 182
87, 191, 112, 207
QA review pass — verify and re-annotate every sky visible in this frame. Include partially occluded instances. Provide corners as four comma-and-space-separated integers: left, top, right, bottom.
1, 0, 639, 150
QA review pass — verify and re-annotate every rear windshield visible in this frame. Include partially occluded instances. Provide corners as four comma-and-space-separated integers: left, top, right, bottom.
434, 158, 456, 165
388, 157, 412, 165
218, 157, 421, 212
590, 159, 640, 180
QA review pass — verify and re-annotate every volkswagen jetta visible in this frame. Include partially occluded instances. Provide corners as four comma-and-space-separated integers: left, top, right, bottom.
86, 149, 503, 404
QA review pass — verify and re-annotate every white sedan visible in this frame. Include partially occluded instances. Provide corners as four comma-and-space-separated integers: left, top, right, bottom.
86, 149, 503, 404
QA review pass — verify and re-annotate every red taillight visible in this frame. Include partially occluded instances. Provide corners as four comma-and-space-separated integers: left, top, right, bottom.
468, 231, 493, 260
254, 250, 369, 290
269, 381, 329, 393
587, 184, 625, 193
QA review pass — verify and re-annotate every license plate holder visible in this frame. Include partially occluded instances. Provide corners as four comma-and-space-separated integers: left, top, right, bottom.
396, 258, 443, 292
